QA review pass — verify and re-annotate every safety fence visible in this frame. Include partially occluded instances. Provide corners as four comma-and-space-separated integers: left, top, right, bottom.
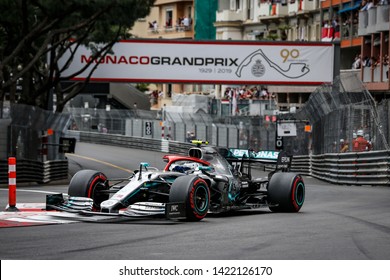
66, 131, 390, 186
294, 72, 389, 154
310, 150, 390, 185
0, 159, 68, 185
289, 151, 390, 185
67, 99, 279, 154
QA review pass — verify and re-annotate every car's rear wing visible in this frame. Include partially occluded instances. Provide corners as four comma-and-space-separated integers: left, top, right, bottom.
226, 149, 278, 163
222, 148, 292, 172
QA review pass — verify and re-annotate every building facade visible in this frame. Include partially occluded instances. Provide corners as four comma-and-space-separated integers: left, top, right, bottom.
131, 0, 199, 104
130, 0, 390, 111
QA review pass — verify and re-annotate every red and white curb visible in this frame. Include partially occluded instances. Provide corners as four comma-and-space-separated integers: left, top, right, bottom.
0, 203, 76, 228
0, 203, 119, 228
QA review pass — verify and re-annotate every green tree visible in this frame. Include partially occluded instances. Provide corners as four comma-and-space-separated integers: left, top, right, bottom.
0, 0, 155, 113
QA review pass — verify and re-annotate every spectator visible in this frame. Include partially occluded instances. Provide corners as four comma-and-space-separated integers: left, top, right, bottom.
152, 20, 158, 32
339, 139, 349, 153
166, 17, 172, 27
359, 0, 367, 9
352, 54, 361, 69
182, 17, 191, 30
383, 54, 389, 78
333, 19, 340, 40
186, 131, 196, 142
361, 0, 374, 11
383, 54, 389, 66
151, 90, 158, 105
352, 130, 372, 152
260, 88, 268, 99
363, 56, 371, 67
253, 87, 260, 99
370, 56, 378, 68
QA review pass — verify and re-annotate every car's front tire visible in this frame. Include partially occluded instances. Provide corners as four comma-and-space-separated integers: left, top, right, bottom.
169, 175, 210, 221
267, 172, 305, 212
68, 170, 110, 210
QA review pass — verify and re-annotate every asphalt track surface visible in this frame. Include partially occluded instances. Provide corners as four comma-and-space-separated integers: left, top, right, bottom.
1, 142, 390, 260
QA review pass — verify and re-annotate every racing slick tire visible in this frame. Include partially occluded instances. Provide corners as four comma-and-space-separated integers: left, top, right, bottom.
169, 175, 210, 221
267, 172, 305, 213
68, 170, 110, 210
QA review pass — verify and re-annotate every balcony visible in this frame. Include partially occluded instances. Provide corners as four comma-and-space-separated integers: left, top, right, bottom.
358, 5, 390, 36
146, 25, 193, 39
376, 4, 390, 31
273, 4, 288, 16
258, 1, 316, 19
301, 0, 318, 12
341, 23, 359, 39
288, 0, 299, 14
367, 7, 377, 34
362, 65, 389, 83
358, 10, 368, 36
216, 9, 244, 22
258, 3, 288, 19
155, 0, 189, 5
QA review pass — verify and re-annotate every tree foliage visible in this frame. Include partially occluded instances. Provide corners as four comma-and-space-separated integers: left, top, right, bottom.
0, 0, 155, 112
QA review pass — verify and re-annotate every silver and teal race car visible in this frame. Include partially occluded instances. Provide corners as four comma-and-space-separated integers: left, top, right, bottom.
47, 141, 305, 221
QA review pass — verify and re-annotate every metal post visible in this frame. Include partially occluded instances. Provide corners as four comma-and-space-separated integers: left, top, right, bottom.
7, 157, 19, 212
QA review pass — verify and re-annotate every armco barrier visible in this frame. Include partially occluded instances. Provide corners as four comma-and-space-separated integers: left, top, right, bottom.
0, 159, 68, 185
290, 155, 311, 175
311, 150, 390, 185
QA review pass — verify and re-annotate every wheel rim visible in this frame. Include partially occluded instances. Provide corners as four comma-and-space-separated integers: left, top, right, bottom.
194, 185, 208, 212
295, 181, 305, 206
88, 174, 108, 210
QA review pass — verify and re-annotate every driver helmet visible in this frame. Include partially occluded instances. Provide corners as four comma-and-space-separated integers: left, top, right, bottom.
172, 162, 200, 174
357, 130, 364, 137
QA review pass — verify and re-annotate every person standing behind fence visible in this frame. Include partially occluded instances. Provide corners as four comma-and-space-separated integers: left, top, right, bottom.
352, 130, 372, 152
340, 139, 349, 152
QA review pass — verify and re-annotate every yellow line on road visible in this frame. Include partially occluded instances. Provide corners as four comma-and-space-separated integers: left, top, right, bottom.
66, 153, 133, 174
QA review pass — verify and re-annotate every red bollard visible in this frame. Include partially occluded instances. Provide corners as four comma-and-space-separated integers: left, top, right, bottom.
7, 157, 19, 212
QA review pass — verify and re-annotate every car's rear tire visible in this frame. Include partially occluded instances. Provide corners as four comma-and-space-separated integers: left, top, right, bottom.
267, 172, 305, 212
68, 170, 110, 210
169, 175, 210, 221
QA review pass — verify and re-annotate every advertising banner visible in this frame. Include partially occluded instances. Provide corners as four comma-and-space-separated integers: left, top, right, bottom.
59, 39, 335, 85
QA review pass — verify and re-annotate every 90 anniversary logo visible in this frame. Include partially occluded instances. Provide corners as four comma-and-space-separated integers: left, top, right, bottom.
236, 48, 310, 79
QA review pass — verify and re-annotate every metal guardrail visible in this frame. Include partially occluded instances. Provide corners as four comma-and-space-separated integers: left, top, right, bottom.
311, 151, 390, 186
68, 131, 390, 186
0, 159, 68, 185
290, 155, 311, 176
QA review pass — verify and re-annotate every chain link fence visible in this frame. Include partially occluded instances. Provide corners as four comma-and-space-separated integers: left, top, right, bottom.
293, 72, 389, 154
4, 104, 72, 161
66, 99, 278, 153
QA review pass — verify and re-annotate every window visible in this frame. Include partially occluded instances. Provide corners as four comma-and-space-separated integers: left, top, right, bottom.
165, 9, 173, 27
231, 0, 241, 10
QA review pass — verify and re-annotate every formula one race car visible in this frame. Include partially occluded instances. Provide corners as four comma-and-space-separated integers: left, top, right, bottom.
47, 141, 305, 221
